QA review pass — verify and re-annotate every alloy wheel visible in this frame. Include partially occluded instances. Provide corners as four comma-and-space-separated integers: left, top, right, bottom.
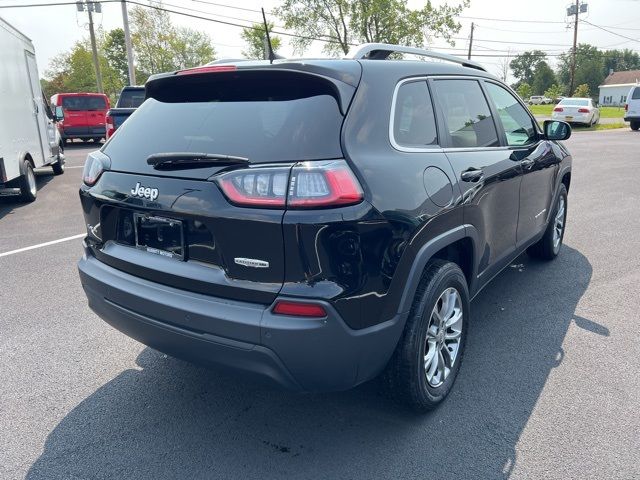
553, 196, 566, 252
423, 287, 463, 388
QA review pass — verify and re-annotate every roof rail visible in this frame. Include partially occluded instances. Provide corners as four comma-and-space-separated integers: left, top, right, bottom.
348, 43, 487, 72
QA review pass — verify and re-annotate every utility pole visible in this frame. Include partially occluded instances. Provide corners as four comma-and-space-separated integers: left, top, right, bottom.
568, 1, 588, 95
77, 1, 103, 93
467, 22, 474, 60
121, 0, 136, 85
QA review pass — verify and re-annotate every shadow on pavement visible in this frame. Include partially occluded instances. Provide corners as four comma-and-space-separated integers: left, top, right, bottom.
26, 246, 595, 479
0, 171, 56, 222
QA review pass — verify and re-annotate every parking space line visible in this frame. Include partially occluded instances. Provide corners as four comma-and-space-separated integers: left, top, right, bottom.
64, 166, 85, 169
0, 234, 85, 258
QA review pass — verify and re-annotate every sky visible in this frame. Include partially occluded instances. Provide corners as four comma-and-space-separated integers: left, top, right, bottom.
1, 0, 639, 82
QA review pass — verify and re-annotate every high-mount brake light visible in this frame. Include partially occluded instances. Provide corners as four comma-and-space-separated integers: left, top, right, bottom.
177, 65, 237, 76
272, 300, 327, 318
215, 160, 364, 209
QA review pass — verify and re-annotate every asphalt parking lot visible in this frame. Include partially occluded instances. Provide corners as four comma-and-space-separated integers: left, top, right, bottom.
1, 130, 639, 479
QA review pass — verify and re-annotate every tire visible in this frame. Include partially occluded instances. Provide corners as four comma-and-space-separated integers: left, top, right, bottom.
19, 159, 37, 202
52, 147, 65, 176
92, 137, 102, 143
527, 184, 568, 260
631, 122, 639, 131
381, 260, 470, 412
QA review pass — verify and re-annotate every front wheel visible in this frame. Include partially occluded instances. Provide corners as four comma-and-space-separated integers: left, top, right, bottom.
381, 260, 469, 411
528, 184, 568, 260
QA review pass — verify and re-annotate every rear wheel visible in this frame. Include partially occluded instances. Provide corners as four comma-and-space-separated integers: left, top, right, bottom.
52, 144, 65, 175
527, 184, 567, 260
92, 137, 102, 143
19, 160, 37, 202
631, 121, 639, 131
381, 260, 469, 411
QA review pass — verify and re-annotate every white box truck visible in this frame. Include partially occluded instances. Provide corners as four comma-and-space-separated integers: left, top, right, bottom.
0, 16, 65, 202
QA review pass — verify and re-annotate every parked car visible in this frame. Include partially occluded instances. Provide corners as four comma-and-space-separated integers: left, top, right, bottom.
0, 16, 65, 202
624, 85, 640, 131
552, 97, 600, 126
77, 44, 572, 411
528, 95, 552, 105
50, 92, 110, 144
105, 86, 145, 139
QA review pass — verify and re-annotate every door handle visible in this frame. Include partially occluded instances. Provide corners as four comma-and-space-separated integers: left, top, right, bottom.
461, 168, 484, 183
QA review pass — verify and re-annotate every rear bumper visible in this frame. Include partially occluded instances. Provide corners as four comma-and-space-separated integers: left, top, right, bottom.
624, 116, 639, 122
78, 243, 404, 392
61, 126, 106, 138
551, 112, 592, 124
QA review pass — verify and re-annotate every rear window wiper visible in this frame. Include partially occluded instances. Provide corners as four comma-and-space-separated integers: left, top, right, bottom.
147, 152, 249, 170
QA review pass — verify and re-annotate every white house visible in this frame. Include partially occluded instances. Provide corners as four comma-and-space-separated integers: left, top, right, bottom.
599, 70, 640, 106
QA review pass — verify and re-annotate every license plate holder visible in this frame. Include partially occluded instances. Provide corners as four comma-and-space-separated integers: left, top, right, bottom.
134, 213, 185, 260
565, 116, 573, 121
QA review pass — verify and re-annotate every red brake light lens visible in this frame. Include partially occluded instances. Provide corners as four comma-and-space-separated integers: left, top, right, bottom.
288, 161, 363, 208
578, 108, 590, 113
105, 115, 115, 139
272, 300, 327, 317
177, 65, 237, 76
216, 160, 363, 209
553, 107, 563, 112
625, 104, 629, 111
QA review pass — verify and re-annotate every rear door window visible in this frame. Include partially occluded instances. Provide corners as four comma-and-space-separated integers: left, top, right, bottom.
431, 79, 499, 148
62, 96, 107, 110
484, 82, 537, 146
392, 81, 438, 148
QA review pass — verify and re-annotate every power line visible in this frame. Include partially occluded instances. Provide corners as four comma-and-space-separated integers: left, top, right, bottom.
580, 19, 640, 44
458, 15, 566, 24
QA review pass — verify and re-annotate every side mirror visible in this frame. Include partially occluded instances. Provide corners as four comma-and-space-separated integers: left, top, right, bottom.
544, 120, 571, 141
54, 106, 64, 122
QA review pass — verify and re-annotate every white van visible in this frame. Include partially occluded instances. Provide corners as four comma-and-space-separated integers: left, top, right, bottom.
625, 85, 640, 131
0, 16, 65, 202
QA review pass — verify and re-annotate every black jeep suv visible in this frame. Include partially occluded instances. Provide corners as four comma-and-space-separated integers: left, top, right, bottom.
78, 44, 572, 410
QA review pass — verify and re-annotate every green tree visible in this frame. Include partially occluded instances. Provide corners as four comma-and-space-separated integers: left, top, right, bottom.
241, 22, 281, 59
516, 82, 532, 101
275, 0, 469, 56
544, 84, 564, 101
130, 6, 215, 75
103, 28, 128, 85
574, 83, 590, 98
532, 61, 556, 95
510, 50, 547, 86
602, 48, 640, 78
557, 44, 604, 96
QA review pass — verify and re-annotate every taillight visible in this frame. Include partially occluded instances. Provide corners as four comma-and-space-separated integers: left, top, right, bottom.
578, 108, 590, 113
554, 107, 563, 112
288, 161, 363, 208
625, 104, 629, 111
272, 300, 327, 317
105, 115, 115, 139
82, 151, 111, 186
216, 160, 363, 209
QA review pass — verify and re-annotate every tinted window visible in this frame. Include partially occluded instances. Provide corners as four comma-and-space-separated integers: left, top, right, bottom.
559, 99, 589, 106
485, 83, 537, 146
393, 81, 437, 147
117, 89, 145, 108
61, 95, 107, 110
104, 95, 343, 163
632, 87, 640, 100
432, 79, 499, 148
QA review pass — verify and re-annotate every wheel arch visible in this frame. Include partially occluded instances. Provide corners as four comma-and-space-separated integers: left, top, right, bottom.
396, 226, 478, 317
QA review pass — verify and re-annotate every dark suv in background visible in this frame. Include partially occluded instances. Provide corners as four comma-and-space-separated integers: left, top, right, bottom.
78, 44, 572, 411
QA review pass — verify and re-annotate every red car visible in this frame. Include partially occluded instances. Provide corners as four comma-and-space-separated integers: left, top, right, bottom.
50, 92, 110, 144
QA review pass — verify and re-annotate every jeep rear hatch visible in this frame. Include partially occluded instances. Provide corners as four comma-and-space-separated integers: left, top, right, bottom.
83, 66, 360, 306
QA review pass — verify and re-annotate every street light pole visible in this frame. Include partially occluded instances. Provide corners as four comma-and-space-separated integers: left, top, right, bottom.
121, 0, 136, 85
86, 1, 103, 93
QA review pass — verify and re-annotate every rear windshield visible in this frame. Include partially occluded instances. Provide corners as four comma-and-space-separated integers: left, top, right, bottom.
117, 89, 145, 108
62, 95, 107, 110
559, 99, 589, 106
632, 87, 640, 100
104, 72, 345, 163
